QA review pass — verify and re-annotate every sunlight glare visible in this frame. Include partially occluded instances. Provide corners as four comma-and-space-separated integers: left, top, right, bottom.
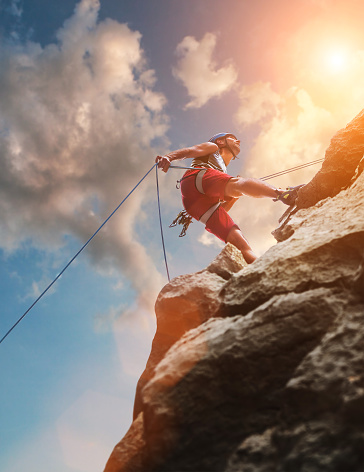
326, 49, 348, 73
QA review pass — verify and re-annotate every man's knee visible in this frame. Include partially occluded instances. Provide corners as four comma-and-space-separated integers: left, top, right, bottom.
225, 177, 244, 198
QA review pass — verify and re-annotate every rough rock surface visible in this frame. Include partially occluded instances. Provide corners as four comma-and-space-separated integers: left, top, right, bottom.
293, 107, 364, 211
104, 110, 364, 472
132, 243, 246, 419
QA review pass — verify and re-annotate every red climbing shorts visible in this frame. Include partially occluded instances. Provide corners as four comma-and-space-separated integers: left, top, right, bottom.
180, 168, 239, 242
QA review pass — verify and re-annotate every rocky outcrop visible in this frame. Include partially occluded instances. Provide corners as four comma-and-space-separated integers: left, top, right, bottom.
104, 109, 364, 472
294, 107, 364, 210
132, 244, 246, 420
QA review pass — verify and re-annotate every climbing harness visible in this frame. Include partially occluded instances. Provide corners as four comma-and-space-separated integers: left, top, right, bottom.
0, 156, 325, 345
173, 166, 205, 189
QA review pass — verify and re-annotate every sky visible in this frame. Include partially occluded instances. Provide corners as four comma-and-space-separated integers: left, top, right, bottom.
1, 0, 364, 470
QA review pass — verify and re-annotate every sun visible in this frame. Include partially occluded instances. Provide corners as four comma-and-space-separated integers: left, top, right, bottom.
322, 47, 352, 75
325, 48, 349, 74
312, 40, 353, 78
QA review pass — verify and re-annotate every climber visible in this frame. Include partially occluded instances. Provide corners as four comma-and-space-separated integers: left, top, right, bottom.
155, 133, 298, 264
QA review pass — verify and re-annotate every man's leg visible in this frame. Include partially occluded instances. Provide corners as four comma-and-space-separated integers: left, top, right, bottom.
225, 177, 279, 199
226, 226, 257, 264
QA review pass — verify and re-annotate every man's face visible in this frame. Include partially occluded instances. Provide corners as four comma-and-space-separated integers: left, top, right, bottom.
226, 135, 240, 156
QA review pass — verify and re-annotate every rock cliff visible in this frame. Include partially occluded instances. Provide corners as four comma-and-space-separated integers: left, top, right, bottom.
104, 109, 364, 472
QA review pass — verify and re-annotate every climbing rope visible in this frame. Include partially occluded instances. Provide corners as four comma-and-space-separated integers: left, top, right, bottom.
155, 164, 170, 282
0, 163, 158, 345
0, 156, 324, 345
260, 158, 325, 181
170, 158, 325, 181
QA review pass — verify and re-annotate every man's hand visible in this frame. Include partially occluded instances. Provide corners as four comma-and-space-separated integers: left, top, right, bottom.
155, 155, 171, 173
155, 141, 217, 173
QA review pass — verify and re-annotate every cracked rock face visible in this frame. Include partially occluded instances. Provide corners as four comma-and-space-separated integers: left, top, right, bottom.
142, 289, 352, 472
104, 111, 364, 472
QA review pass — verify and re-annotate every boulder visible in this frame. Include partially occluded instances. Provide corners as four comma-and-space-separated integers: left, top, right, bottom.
142, 288, 352, 471
132, 243, 246, 419
293, 107, 364, 211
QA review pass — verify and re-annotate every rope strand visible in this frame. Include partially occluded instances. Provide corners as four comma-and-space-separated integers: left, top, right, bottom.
0, 163, 158, 345
260, 158, 324, 181
1, 157, 325, 345
156, 165, 170, 282
169, 158, 324, 181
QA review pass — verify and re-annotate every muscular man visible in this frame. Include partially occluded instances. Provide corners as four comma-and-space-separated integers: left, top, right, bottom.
156, 133, 296, 263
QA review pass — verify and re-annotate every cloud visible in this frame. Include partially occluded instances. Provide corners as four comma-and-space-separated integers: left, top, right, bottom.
233, 86, 328, 256
233, 63, 364, 256
198, 231, 224, 249
0, 0, 169, 321
9, 0, 22, 17
172, 32, 238, 109
235, 81, 281, 127
230, 2, 364, 257
1, 0, 23, 17
243, 86, 334, 176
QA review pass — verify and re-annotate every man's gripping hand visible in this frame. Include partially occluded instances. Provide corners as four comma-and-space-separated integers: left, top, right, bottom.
155, 155, 171, 173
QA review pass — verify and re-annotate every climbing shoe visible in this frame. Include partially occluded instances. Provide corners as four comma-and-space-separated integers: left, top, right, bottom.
274, 184, 305, 206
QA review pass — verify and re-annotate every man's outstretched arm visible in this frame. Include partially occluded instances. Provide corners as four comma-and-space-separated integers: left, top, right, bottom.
155, 142, 218, 173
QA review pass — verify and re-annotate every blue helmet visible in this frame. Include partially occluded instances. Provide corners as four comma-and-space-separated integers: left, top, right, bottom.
208, 132, 237, 143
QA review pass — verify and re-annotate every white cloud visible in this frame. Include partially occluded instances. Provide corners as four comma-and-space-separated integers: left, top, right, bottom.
235, 84, 335, 185
236, 81, 281, 127
244, 87, 334, 178
172, 32, 238, 109
233, 58, 364, 256
198, 230, 224, 249
0, 0, 169, 321
234, 86, 337, 257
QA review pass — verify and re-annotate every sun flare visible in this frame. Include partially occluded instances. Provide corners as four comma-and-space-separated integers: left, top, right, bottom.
325, 49, 349, 73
